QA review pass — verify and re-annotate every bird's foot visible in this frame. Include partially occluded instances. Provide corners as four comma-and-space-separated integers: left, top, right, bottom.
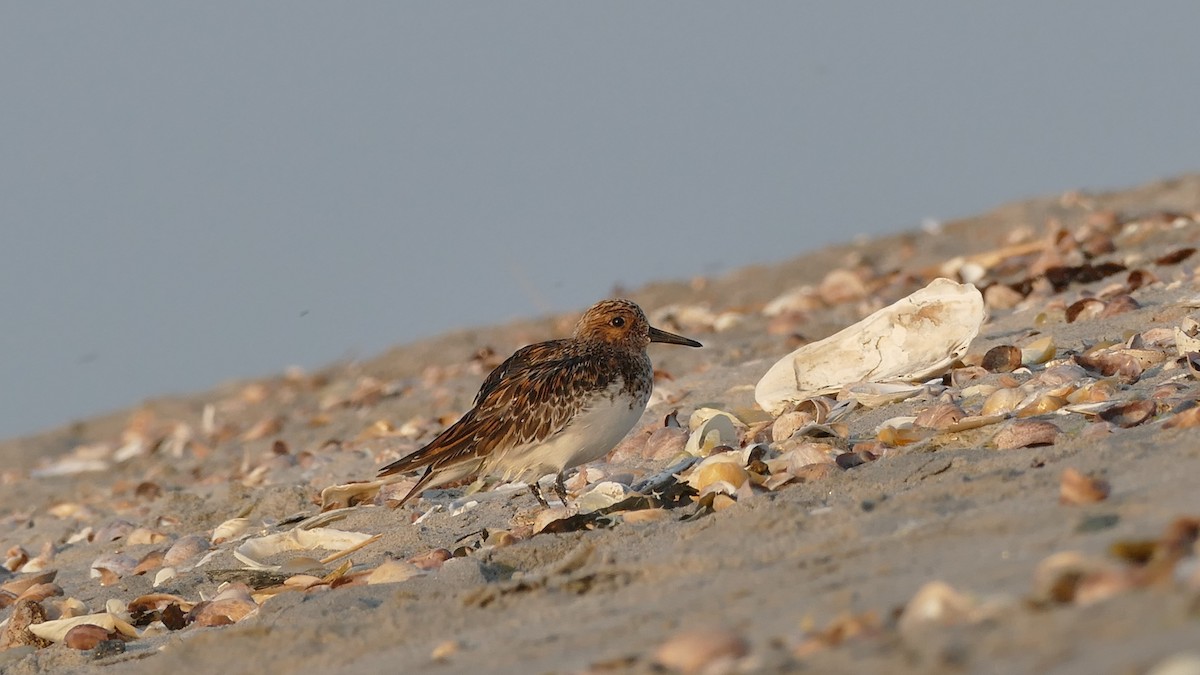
553, 472, 570, 507
528, 482, 551, 508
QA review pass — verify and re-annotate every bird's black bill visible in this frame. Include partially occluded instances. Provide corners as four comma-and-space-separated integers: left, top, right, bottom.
648, 326, 702, 347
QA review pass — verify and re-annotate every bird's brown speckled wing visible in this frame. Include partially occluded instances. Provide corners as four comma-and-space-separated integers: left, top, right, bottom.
377, 340, 618, 479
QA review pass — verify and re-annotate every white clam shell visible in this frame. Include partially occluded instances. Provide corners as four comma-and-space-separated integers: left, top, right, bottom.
756, 278, 985, 415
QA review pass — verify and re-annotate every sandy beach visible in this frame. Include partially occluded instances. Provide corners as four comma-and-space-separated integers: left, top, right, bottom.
4, 175, 1200, 674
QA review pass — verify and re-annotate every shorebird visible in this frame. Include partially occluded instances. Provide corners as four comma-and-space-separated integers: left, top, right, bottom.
378, 299, 702, 507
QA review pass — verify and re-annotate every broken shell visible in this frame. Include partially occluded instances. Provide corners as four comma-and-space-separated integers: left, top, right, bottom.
16, 582, 62, 603
770, 442, 838, 472
234, 528, 376, 571
1060, 468, 1111, 505
1066, 298, 1106, 323
407, 549, 453, 571
52, 596, 89, 620
90, 553, 138, 580
1075, 352, 1144, 383
132, 550, 165, 576
163, 534, 211, 569
981, 345, 1022, 373
283, 574, 324, 589
211, 518, 252, 545
1031, 363, 1089, 387
756, 278, 985, 415
1015, 394, 1068, 418
190, 598, 257, 627
1174, 318, 1200, 354
1, 570, 58, 599
1187, 352, 1200, 380
835, 450, 877, 469
841, 381, 926, 407
1097, 399, 1157, 428
1164, 407, 1200, 429
992, 421, 1060, 449
875, 417, 930, 446
64, 624, 115, 650
27, 612, 138, 643
643, 426, 688, 462
576, 481, 632, 512
320, 479, 388, 511
981, 388, 1024, 417
652, 627, 750, 675
951, 365, 989, 386
791, 463, 839, 483
1066, 379, 1121, 404
127, 593, 195, 615
365, 560, 424, 585
684, 411, 741, 457
689, 455, 751, 492
913, 403, 966, 430
1020, 336, 1056, 365
1099, 294, 1139, 318
153, 567, 178, 587
772, 411, 810, 442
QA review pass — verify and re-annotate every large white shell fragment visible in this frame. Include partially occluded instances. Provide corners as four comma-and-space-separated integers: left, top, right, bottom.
756, 278, 985, 415
234, 527, 376, 571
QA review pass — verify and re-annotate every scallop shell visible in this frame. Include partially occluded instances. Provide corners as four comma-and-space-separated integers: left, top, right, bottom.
755, 278, 986, 415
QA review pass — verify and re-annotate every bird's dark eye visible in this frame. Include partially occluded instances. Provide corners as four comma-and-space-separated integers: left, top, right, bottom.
610, 316, 625, 328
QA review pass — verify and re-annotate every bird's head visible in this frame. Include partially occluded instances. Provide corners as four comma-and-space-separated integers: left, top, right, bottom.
573, 299, 702, 350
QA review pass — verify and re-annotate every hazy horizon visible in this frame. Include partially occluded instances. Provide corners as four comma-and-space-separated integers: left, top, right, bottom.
3, 3, 1199, 440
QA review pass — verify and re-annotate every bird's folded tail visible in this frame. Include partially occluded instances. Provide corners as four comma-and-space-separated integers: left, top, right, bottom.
385, 465, 438, 509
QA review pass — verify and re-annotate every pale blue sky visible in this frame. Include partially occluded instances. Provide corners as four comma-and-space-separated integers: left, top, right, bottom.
2, 3, 1198, 439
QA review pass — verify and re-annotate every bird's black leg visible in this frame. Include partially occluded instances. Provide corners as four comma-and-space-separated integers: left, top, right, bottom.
528, 481, 550, 508
553, 472, 569, 507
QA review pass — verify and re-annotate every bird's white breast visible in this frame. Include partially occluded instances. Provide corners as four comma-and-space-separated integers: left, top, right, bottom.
488, 380, 648, 483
